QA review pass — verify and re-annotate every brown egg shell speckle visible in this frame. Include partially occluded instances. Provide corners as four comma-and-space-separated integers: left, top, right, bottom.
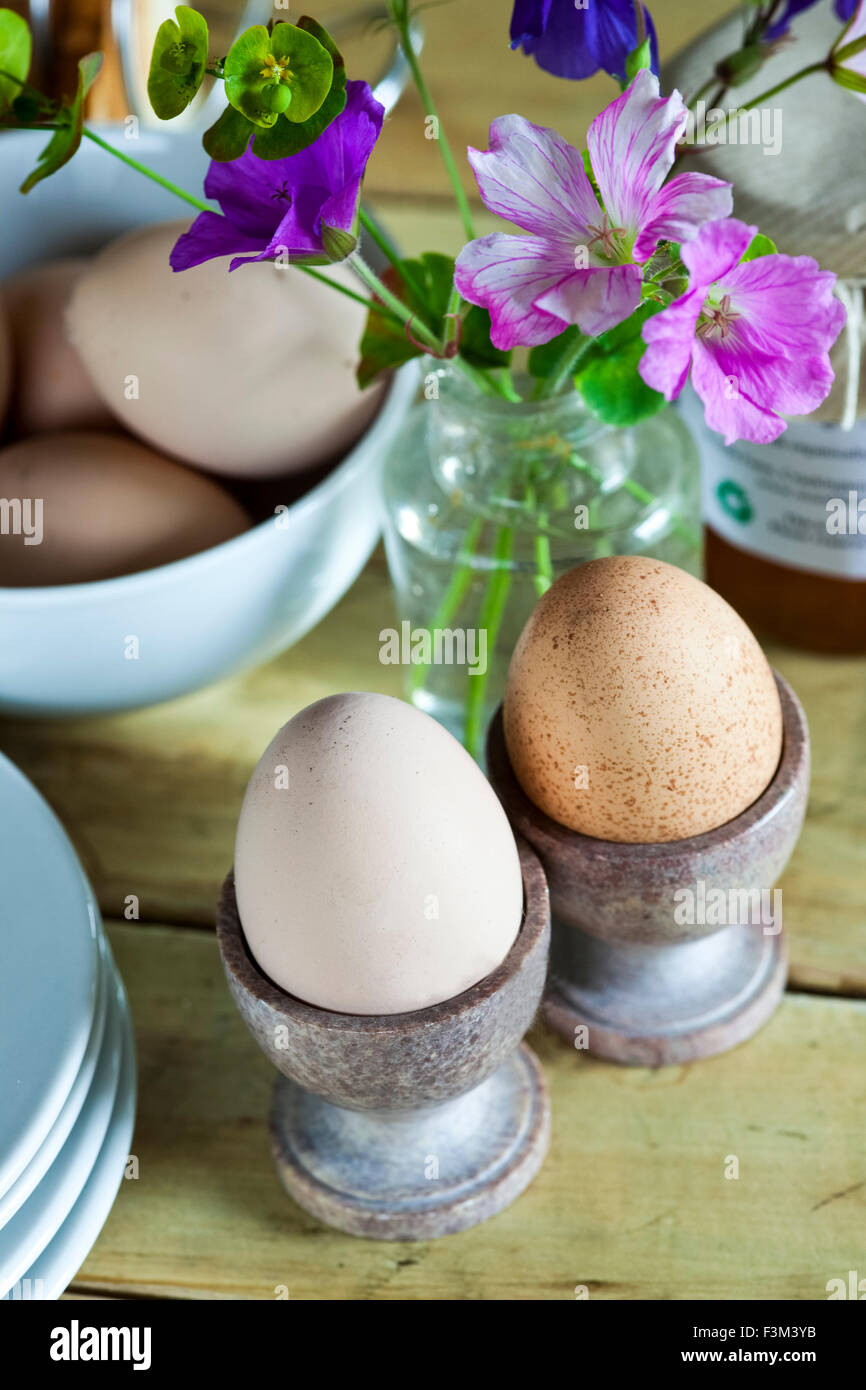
503, 555, 784, 844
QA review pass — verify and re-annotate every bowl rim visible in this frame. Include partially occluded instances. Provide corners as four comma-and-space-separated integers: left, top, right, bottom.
0, 124, 418, 605
0, 361, 418, 606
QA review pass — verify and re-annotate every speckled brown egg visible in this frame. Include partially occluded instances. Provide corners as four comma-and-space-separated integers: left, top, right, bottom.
503, 556, 783, 843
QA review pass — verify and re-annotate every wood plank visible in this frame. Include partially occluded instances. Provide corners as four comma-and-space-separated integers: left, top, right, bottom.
1, 560, 864, 994
69, 921, 866, 1300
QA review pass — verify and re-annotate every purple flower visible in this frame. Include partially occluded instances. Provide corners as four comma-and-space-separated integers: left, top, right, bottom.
639, 218, 846, 445
454, 71, 732, 350
765, 1, 822, 41
510, 0, 658, 82
171, 80, 384, 271
765, 0, 856, 40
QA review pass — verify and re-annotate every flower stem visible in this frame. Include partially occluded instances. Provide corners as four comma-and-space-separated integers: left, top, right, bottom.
409, 516, 483, 695
464, 525, 514, 761
391, 13, 477, 243
80, 129, 212, 212
735, 61, 827, 111
298, 265, 404, 326
349, 250, 446, 354
539, 333, 594, 399
357, 204, 428, 307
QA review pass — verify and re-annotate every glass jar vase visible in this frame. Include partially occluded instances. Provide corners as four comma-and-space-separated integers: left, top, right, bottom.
381, 361, 701, 760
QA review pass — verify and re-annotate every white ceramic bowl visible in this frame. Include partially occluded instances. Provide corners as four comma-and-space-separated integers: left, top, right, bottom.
0, 127, 417, 715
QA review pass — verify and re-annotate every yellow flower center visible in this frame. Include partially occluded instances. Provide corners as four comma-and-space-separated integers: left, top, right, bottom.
259, 53, 293, 84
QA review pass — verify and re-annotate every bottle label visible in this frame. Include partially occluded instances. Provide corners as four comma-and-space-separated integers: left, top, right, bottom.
683, 392, 866, 580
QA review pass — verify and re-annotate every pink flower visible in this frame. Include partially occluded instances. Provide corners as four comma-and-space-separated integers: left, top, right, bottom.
639, 219, 846, 445
454, 70, 732, 350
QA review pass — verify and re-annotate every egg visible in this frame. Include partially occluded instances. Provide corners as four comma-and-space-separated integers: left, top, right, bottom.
1, 260, 114, 436
504, 556, 784, 843
0, 299, 10, 433
234, 692, 524, 1015
66, 220, 384, 478
0, 431, 249, 586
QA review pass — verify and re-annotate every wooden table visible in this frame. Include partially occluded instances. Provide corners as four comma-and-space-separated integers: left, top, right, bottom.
3, 0, 865, 1301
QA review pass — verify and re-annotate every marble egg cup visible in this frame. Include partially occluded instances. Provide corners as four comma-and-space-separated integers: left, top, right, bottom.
215, 841, 551, 1240
486, 672, 810, 1066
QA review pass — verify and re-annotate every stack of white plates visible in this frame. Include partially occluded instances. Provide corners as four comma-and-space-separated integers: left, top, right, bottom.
0, 753, 136, 1300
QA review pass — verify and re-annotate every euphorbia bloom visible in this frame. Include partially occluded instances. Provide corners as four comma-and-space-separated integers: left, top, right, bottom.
639, 218, 846, 445
510, 0, 658, 82
171, 80, 384, 271
454, 70, 732, 349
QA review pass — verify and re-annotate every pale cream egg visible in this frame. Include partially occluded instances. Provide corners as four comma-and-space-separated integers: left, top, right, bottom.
66, 221, 384, 478
234, 692, 524, 1015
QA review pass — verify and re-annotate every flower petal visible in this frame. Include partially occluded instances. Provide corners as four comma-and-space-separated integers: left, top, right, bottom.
698, 326, 837, 421
587, 69, 688, 235
719, 253, 846, 356
633, 171, 733, 263
690, 338, 788, 445
467, 114, 600, 241
510, 0, 657, 82
170, 212, 266, 271
681, 217, 756, 287
639, 289, 704, 400
454, 233, 573, 349
203, 149, 281, 239
536, 263, 642, 337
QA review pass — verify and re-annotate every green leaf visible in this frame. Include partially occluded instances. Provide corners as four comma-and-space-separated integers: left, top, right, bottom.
357, 253, 455, 388
0, 7, 31, 110
202, 102, 254, 161
528, 326, 582, 380
741, 232, 777, 262
576, 335, 666, 427
460, 307, 511, 369
572, 302, 668, 428
625, 37, 653, 81
224, 22, 332, 129
834, 34, 866, 64
20, 51, 102, 193
831, 65, 866, 94
147, 5, 209, 120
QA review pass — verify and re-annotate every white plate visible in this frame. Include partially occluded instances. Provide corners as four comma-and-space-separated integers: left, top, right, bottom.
0, 952, 123, 1297
0, 932, 109, 1229
0, 753, 100, 1196
6, 963, 136, 1301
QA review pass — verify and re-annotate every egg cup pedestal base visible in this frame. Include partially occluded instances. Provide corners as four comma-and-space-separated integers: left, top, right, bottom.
544, 922, 787, 1065
487, 671, 810, 1067
215, 844, 551, 1240
268, 1042, 549, 1240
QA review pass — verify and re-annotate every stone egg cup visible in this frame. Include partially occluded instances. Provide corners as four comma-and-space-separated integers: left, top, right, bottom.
486, 672, 809, 1066
215, 841, 551, 1240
